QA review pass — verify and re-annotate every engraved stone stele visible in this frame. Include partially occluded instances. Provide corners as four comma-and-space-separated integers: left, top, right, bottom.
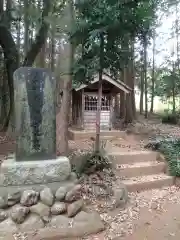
14, 67, 56, 161
0, 67, 71, 193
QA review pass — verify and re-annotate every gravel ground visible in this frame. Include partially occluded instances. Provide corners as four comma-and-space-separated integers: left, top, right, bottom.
84, 186, 180, 240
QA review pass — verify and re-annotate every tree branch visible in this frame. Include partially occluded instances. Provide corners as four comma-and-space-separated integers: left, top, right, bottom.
23, 0, 52, 66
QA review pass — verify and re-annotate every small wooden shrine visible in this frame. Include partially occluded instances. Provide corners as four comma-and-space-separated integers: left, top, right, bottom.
71, 72, 131, 130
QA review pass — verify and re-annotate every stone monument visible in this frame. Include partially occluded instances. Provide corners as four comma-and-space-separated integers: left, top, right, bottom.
0, 67, 71, 192
14, 67, 56, 161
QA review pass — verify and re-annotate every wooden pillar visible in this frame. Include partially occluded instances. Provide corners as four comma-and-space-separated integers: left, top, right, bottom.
109, 94, 113, 130
72, 90, 77, 126
81, 89, 85, 129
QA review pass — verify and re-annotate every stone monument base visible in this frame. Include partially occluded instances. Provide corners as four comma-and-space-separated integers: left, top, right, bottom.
0, 156, 73, 194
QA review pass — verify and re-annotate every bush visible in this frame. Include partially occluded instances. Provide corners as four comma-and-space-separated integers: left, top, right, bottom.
71, 140, 112, 177
145, 137, 180, 177
159, 141, 180, 177
161, 110, 178, 125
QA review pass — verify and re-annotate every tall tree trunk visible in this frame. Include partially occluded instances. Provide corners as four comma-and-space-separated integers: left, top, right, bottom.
172, 81, 176, 114
6, 0, 12, 29
56, 0, 74, 155
0, 0, 51, 130
130, 40, 136, 118
120, 68, 126, 119
150, 30, 156, 113
0, 0, 17, 131
0, 48, 6, 125
175, 1, 180, 73
140, 49, 144, 114
51, 29, 55, 72
0, 25, 19, 131
95, 33, 104, 152
36, 0, 46, 68
125, 39, 134, 123
125, 66, 133, 123
16, 12, 21, 53
23, 0, 51, 66
24, 0, 29, 55
143, 34, 148, 118
0, 2, 5, 125
172, 64, 176, 114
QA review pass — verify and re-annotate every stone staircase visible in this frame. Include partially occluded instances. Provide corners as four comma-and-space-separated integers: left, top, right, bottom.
108, 149, 174, 192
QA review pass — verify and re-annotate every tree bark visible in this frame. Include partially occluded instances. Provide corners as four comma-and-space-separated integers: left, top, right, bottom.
0, 25, 19, 130
125, 39, 134, 123
125, 65, 133, 123
130, 40, 136, 119
24, 0, 29, 55
56, 0, 74, 155
143, 34, 148, 118
6, 0, 12, 29
0, 0, 3, 15
95, 33, 104, 152
120, 68, 126, 119
175, 2, 180, 73
172, 64, 176, 114
51, 29, 55, 72
150, 30, 156, 113
140, 49, 144, 114
23, 0, 51, 66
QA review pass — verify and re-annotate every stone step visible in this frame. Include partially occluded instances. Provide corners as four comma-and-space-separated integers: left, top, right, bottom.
108, 151, 158, 165
121, 174, 174, 192
68, 129, 126, 140
115, 161, 166, 178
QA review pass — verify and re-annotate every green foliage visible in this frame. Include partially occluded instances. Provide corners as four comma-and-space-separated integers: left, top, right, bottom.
71, 141, 112, 177
159, 140, 180, 177
155, 71, 180, 98
160, 109, 179, 124
145, 137, 180, 177
73, 0, 161, 83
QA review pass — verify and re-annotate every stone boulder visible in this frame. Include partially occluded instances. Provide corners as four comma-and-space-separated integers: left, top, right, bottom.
0, 196, 8, 209
30, 202, 50, 222
111, 185, 128, 209
65, 184, 81, 202
74, 211, 90, 221
0, 218, 18, 233
33, 211, 104, 238
40, 188, 54, 206
69, 172, 78, 182
10, 204, 29, 224
55, 183, 75, 201
73, 211, 104, 236
55, 186, 68, 201
19, 214, 44, 231
48, 215, 71, 228
20, 190, 39, 207
0, 210, 8, 222
51, 202, 66, 215
7, 191, 21, 207
67, 199, 84, 217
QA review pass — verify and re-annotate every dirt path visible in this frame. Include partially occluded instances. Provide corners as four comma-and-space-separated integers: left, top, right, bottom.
85, 187, 180, 240
125, 200, 180, 240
